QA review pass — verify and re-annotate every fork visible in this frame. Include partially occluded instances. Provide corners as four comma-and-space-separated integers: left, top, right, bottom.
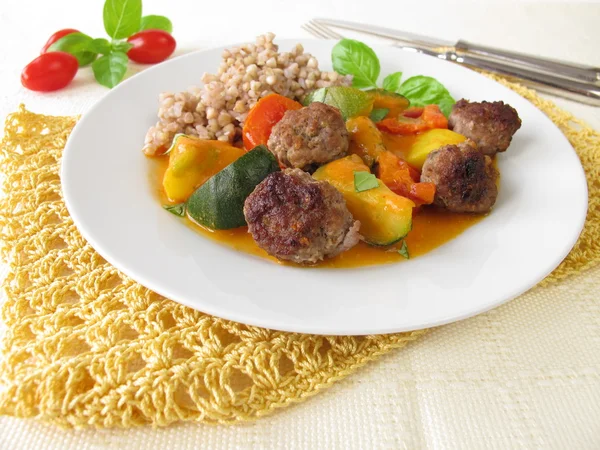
302, 20, 600, 105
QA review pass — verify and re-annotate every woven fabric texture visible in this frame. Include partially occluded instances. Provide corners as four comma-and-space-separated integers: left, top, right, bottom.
0, 75, 598, 429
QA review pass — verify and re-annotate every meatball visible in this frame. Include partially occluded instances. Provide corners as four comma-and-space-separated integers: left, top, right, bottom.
267, 102, 349, 172
421, 142, 498, 213
244, 169, 360, 264
448, 99, 521, 156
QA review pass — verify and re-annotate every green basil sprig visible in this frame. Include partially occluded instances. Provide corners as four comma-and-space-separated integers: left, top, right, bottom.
45, 0, 173, 88
369, 108, 389, 123
332, 39, 380, 89
382, 72, 403, 93
47, 33, 97, 66
354, 171, 379, 193
140, 15, 173, 33
397, 75, 455, 117
92, 52, 129, 88
163, 203, 186, 217
89, 38, 113, 55
103, 0, 143, 39
397, 240, 410, 259
331, 39, 456, 117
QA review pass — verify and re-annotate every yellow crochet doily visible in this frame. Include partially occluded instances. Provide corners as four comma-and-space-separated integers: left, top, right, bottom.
0, 77, 599, 429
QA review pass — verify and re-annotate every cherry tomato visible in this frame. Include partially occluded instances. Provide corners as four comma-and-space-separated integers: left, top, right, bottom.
21, 52, 78, 92
127, 30, 176, 64
41, 28, 80, 54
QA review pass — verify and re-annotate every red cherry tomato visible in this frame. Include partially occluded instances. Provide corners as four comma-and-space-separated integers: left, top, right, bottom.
41, 28, 80, 54
21, 52, 78, 92
127, 30, 176, 64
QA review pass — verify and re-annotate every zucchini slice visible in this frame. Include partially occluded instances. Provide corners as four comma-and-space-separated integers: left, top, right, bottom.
313, 155, 414, 246
186, 145, 280, 230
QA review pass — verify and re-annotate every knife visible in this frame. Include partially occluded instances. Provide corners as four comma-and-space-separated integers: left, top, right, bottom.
312, 18, 600, 105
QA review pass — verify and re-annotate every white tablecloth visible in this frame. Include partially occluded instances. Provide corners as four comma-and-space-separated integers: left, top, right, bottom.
1, 0, 600, 448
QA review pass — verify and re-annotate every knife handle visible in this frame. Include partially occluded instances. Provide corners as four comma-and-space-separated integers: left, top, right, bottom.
451, 51, 600, 106
455, 40, 600, 85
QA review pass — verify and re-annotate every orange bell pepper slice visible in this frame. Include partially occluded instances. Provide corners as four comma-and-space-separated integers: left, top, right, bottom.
409, 182, 436, 205
396, 156, 422, 183
376, 151, 436, 205
242, 93, 303, 151
376, 104, 448, 136
421, 104, 448, 129
377, 117, 430, 135
402, 107, 424, 118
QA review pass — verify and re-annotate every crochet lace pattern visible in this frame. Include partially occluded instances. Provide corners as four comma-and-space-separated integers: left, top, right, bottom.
0, 76, 598, 428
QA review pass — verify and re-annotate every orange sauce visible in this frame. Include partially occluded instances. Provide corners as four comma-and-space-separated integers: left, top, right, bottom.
151, 136, 487, 268
181, 209, 484, 268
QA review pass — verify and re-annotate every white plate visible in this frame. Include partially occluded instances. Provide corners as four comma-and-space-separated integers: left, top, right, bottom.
61, 39, 588, 335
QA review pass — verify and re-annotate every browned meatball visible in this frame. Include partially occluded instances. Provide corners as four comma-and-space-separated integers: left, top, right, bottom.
244, 169, 360, 264
421, 142, 498, 213
448, 99, 521, 156
267, 102, 349, 172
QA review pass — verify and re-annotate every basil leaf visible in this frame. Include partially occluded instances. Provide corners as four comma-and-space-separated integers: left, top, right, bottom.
398, 76, 455, 117
398, 240, 410, 259
112, 41, 134, 53
382, 72, 403, 93
92, 52, 129, 88
90, 38, 112, 55
47, 33, 97, 66
332, 39, 380, 89
103, 0, 142, 39
369, 108, 389, 123
163, 203, 186, 217
140, 15, 173, 33
354, 171, 379, 192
